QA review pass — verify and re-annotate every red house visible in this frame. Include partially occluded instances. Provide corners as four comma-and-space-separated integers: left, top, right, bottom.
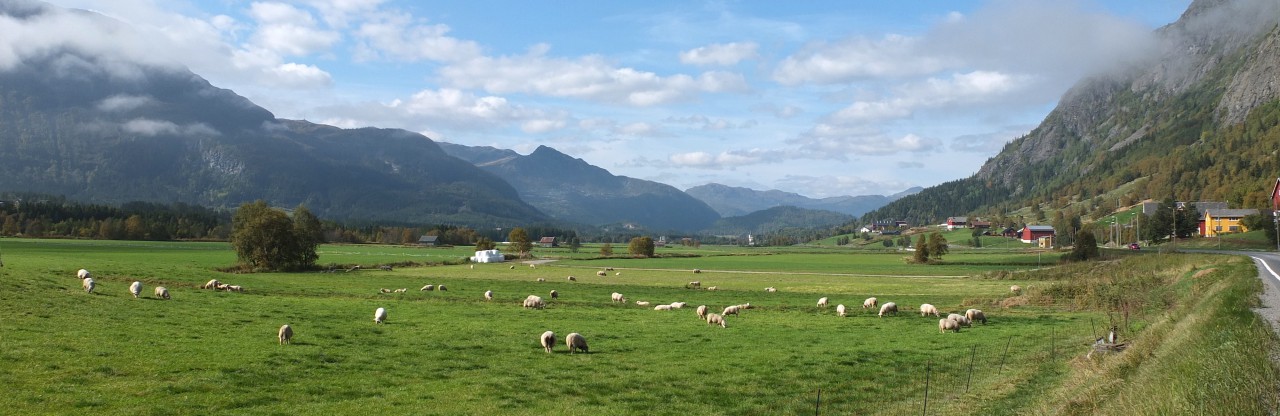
946, 216, 968, 230
1272, 178, 1280, 211
1020, 225, 1055, 243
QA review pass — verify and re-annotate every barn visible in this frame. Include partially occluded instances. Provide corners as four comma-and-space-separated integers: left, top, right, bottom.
1020, 225, 1055, 244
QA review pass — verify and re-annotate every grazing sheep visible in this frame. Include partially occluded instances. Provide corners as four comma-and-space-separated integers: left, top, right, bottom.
947, 313, 972, 327
77, 269, 91, 280
920, 304, 940, 317
611, 292, 627, 303
227, 285, 243, 293
422, 285, 435, 291
635, 301, 651, 306
530, 264, 537, 269
654, 305, 673, 311
566, 333, 589, 354
470, 264, 474, 269
615, 272, 620, 276
129, 281, 142, 298
764, 287, 777, 292
215, 283, 231, 291
863, 297, 878, 309
379, 265, 393, 271
510, 265, 516, 269
696, 305, 708, 319
82, 277, 95, 294
279, 324, 293, 344
536, 278, 546, 282
1010, 285, 1022, 294
669, 302, 686, 309
693, 268, 702, 274
605, 267, 615, 271
393, 288, 408, 293
596, 271, 606, 277
438, 285, 447, 291
817, 297, 829, 307
154, 286, 170, 299
706, 286, 719, 291
939, 318, 960, 333
380, 288, 392, 294
484, 290, 494, 301
523, 295, 546, 309
567, 276, 577, 282
688, 281, 701, 289
540, 331, 556, 353
705, 313, 727, 328
375, 307, 388, 324
837, 304, 847, 317
740, 303, 753, 310
965, 309, 987, 325
878, 302, 898, 317
550, 290, 559, 299
201, 279, 220, 289
722, 305, 740, 316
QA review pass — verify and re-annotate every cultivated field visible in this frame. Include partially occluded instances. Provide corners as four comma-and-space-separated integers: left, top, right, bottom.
0, 238, 1273, 415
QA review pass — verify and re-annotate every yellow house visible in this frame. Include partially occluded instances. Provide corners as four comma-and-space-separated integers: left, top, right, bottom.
1203, 209, 1259, 237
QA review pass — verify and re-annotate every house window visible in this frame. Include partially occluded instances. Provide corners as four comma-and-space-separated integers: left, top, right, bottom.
1215, 226, 1222, 231
1229, 226, 1240, 232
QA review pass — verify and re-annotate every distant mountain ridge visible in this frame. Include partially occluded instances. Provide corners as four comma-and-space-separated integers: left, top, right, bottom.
440, 143, 721, 231
686, 183, 922, 217
702, 205, 853, 236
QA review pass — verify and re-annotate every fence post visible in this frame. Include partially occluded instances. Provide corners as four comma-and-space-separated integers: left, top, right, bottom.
815, 388, 821, 416
966, 344, 977, 393
923, 360, 931, 416
999, 336, 1013, 374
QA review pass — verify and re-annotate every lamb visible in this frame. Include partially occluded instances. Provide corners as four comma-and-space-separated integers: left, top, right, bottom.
837, 304, 847, 317
706, 286, 719, 291
215, 283, 231, 291
375, 307, 388, 324
605, 267, 615, 271
615, 272, 620, 276
379, 288, 392, 294
688, 281, 701, 289
129, 281, 142, 298
696, 305, 708, 320
510, 265, 516, 269
530, 264, 537, 269
154, 286, 170, 299
878, 302, 898, 317
540, 331, 556, 353
939, 318, 960, 333
611, 292, 627, 303
863, 297, 878, 309
722, 305, 740, 316
393, 288, 408, 293
77, 269, 91, 280
1010, 285, 1022, 294
705, 313, 727, 328
566, 332, 588, 354
596, 271, 606, 277
634, 301, 650, 306
421, 284, 435, 291
947, 313, 972, 327
82, 277, 95, 294
669, 302, 687, 309
438, 285, 447, 291
536, 278, 546, 282
693, 268, 702, 274
965, 309, 987, 325
920, 303, 940, 317
227, 285, 243, 293
764, 287, 777, 292
549, 290, 558, 299
201, 279, 220, 289
654, 305, 673, 311
484, 290, 494, 301
278, 324, 293, 344
523, 295, 546, 309
817, 297, 829, 307
567, 276, 577, 282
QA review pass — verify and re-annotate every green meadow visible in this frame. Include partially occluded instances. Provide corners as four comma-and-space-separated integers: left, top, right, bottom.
0, 238, 1274, 415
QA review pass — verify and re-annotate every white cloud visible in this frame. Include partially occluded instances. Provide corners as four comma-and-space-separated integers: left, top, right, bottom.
773, 35, 950, 85
121, 118, 219, 136
679, 42, 758, 66
668, 148, 781, 169
439, 44, 746, 106
96, 94, 155, 112
950, 126, 1032, 153
354, 12, 481, 62
267, 62, 333, 88
665, 115, 756, 130
776, 174, 917, 198
827, 71, 1028, 124
247, 2, 340, 57
521, 118, 567, 134
793, 126, 942, 157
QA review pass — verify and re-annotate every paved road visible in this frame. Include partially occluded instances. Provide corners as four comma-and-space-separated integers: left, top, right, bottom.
1244, 251, 1280, 292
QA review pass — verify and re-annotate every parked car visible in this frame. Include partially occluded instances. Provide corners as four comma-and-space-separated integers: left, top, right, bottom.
1128, 243, 1141, 250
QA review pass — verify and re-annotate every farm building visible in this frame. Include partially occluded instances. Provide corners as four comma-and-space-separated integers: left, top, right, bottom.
471, 249, 505, 263
538, 237, 557, 248
1020, 225, 1055, 243
945, 216, 968, 230
1203, 209, 1259, 237
417, 235, 439, 247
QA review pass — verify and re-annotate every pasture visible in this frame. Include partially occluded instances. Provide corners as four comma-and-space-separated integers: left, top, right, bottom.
0, 238, 1270, 414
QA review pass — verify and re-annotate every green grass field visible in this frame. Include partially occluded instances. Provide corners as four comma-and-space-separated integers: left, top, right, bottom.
0, 238, 1273, 414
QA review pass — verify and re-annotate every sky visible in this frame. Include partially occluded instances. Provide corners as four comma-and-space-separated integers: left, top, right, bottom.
28, 0, 1192, 198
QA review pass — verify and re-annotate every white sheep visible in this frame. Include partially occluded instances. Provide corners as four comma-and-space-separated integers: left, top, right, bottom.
154, 286, 170, 299
421, 284, 435, 291
566, 332, 589, 354
722, 305, 740, 316
530, 264, 537, 269
201, 279, 220, 289
523, 295, 546, 309
669, 302, 687, 309
764, 287, 777, 292
837, 304, 847, 317
817, 297, 829, 307
82, 277, 95, 294
215, 283, 231, 291
965, 309, 987, 325
654, 305, 673, 311
863, 297, 878, 309
510, 265, 516, 269
696, 305, 708, 320
375, 307, 387, 324
688, 281, 701, 289
615, 272, 620, 276
920, 303, 940, 317
77, 269, 91, 280
693, 268, 702, 274
567, 276, 577, 282
227, 285, 243, 293
939, 318, 960, 333
379, 288, 391, 293
605, 267, 615, 271
947, 313, 972, 327
438, 285, 447, 291
1010, 285, 1022, 294
129, 281, 142, 298
706, 286, 719, 291
540, 330, 556, 353
536, 278, 546, 282
634, 301, 650, 306
549, 290, 559, 299
611, 292, 627, 303
705, 313, 727, 328
279, 324, 293, 344
878, 302, 898, 317
596, 271, 606, 277
393, 288, 408, 293
484, 290, 494, 301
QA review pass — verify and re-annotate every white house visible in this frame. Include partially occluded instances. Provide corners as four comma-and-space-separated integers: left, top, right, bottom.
471, 249, 505, 263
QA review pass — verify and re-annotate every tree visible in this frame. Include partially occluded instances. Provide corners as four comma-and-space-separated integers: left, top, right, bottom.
927, 233, 948, 260
1065, 228, 1100, 262
600, 243, 614, 256
508, 227, 532, 258
881, 239, 894, 248
229, 201, 319, 271
568, 237, 582, 253
1175, 203, 1200, 239
475, 237, 496, 251
913, 234, 930, 263
1144, 198, 1175, 243
291, 205, 323, 267
628, 236, 655, 258
1243, 212, 1277, 247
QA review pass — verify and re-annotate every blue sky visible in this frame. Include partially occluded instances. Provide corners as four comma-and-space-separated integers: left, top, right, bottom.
33, 0, 1191, 198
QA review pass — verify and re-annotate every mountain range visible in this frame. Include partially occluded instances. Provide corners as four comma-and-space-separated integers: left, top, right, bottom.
686, 183, 921, 217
